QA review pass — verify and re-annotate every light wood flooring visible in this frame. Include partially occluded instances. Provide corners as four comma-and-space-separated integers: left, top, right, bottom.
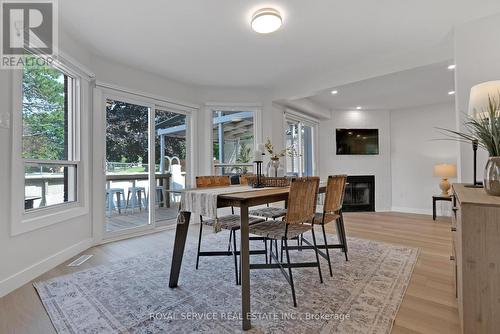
0, 212, 459, 334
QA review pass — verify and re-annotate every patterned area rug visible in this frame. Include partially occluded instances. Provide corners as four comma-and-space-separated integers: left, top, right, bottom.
34, 230, 419, 334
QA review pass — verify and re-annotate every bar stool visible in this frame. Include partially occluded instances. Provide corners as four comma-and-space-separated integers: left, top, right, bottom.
126, 187, 147, 211
106, 188, 125, 216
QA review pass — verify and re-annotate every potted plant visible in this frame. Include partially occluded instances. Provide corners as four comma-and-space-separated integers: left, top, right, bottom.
439, 93, 500, 196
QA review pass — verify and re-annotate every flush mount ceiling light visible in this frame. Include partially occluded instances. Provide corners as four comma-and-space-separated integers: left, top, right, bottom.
331, 90, 338, 95
448, 91, 456, 95
251, 8, 282, 34
356, 106, 362, 110
448, 64, 456, 70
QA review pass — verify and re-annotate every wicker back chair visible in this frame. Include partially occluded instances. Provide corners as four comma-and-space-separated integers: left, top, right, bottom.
196, 175, 231, 188
285, 177, 320, 225
323, 175, 347, 213
194, 175, 265, 285
312, 174, 349, 277
238, 174, 255, 185
248, 177, 323, 307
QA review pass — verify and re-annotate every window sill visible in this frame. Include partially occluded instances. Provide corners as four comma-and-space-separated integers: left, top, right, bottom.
11, 204, 89, 236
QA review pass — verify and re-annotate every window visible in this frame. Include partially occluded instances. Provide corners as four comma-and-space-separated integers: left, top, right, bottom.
212, 110, 255, 175
22, 64, 79, 211
284, 113, 318, 176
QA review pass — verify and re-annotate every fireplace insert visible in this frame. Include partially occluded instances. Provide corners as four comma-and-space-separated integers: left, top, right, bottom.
343, 175, 375, 212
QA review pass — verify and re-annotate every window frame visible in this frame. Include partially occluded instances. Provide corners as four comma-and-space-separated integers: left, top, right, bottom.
205, 103, 262, 175
10, 59, 90, 236
283, 110, 319, 177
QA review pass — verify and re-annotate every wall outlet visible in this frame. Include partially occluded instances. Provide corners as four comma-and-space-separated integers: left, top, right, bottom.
0, 112, 10, 129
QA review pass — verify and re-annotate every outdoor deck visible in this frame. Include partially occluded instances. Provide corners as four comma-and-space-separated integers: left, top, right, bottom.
105, 204, 180, 232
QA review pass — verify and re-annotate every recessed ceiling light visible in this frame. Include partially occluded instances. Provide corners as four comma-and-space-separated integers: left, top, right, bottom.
356, 106, 362, 110
251, 8, 282, 34
331, 90, 338, 95
448, 64, 456, 70
448, 91, 455, 95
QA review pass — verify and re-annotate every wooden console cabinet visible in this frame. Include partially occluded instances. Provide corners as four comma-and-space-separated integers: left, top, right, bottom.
451, 184, 500, 333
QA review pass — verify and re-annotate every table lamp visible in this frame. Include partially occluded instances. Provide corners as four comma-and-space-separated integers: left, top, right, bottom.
434, 164, 457, 195
466, 81, 500, 188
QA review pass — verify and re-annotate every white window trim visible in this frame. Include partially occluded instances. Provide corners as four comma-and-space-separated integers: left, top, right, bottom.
10, 58, 93, 236
93, 84, 198, 242
205, 103, 263, 175
283, 109, 320, 177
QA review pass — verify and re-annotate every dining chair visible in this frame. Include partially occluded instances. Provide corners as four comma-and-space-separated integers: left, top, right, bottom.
239, 174, 288, 220
248, 177, 323, 307
195, 175, 265, 285
313, 175, 348, 276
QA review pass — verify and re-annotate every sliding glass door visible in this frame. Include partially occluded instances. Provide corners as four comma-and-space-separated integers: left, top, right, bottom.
285, 114, 318, 176
103, 94, 191, 237
105, 98, 152, 233
155, 108, 189, 226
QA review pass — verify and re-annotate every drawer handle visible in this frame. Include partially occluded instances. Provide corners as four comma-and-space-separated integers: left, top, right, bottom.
450, 255, 455, 261
451, 227, 457, 232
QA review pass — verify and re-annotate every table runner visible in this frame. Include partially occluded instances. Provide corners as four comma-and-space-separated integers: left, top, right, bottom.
178, 183, 327, 232
179, 185, 271, 232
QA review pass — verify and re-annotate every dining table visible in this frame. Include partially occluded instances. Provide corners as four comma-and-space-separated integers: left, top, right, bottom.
168, 183, 326, 331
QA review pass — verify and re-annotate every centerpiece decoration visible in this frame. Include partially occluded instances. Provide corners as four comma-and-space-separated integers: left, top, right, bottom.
438, 86, 500, 196
263, 138, 296, 177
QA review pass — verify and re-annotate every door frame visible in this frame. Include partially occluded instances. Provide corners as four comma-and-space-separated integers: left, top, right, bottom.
92, 84, 197, 243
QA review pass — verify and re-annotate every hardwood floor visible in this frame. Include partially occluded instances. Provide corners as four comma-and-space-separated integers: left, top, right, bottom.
0, 212, 459, 334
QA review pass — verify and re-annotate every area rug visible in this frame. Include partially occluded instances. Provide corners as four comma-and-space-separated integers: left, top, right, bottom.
34, 231, 419, 334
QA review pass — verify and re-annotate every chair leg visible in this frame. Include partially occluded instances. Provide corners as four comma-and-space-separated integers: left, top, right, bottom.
321, 223, 333, 277
232, 230, 239, 285
269, 239, 273, 264
284, 238, 297, 307
138, 191, 142, 212
228, 229, 232, 252
311, 227, 324, 284
339, 213, 349, 261
274, 240, 279, 262
196, 222, 203, 270
264, 239, 268, 264
280, 239, 284, 262
126, 191, 131, 211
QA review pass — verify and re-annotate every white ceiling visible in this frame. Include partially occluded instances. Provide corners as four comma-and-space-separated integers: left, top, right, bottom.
308, 61, 455, 111
60, 0, 500, 88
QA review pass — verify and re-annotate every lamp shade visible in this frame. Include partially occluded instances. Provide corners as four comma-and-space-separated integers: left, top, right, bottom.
433, 164, 457, 178
468, 81, 500, 119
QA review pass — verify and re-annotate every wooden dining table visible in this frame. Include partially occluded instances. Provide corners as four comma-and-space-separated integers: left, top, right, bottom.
168, 184, 326, 331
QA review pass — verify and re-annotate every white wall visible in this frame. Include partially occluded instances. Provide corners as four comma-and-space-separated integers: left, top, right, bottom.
454, 13, 500, 182
319, 110, 392, 211
390, 102, 457, 214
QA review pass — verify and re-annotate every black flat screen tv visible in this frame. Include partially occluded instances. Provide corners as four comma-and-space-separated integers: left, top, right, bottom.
336, 128, 379, 155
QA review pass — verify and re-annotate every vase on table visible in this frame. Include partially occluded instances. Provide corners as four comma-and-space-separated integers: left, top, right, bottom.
484, 157, 500, 196
267, 158, 281, 177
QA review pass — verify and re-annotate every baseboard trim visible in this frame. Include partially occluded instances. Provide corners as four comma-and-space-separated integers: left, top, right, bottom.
391, 206, 431, 215
0, 238, 94, 298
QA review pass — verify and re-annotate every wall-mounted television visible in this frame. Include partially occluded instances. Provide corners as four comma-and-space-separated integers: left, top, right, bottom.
336, 128, 379, 155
